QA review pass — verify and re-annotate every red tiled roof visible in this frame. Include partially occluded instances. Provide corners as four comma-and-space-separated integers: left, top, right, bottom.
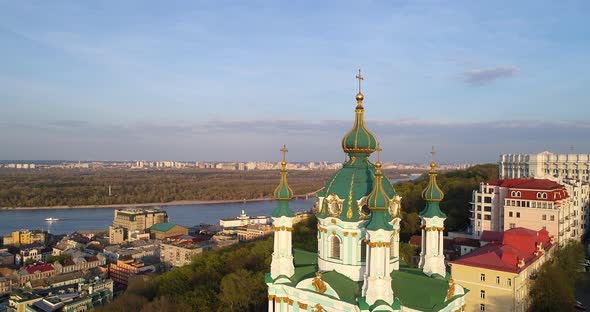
487, 179, 568, 202
451, 227, 552, 273
480, 231, 504, 243
453, 237, 480, 248
25, 263, 54, 274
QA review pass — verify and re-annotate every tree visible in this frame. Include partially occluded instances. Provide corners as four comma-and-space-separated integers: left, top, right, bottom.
24, 258, 36, 266
527, 262, 574, 312
218, 269, 266, 312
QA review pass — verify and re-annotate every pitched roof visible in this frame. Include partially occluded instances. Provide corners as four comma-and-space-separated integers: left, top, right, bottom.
487, 178, 563, 190
25, 263, 54, 274
451, 227, 552, 273
149, 222, 181, 232
480, 231, 504, 243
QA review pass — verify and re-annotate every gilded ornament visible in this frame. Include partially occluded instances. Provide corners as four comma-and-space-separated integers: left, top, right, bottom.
312, 272, 327, 294
312, 303, 326, 312
447, 279, 455, 300
298, 302, 308, 309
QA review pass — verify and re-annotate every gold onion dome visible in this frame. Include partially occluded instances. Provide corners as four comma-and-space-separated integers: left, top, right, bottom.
341, 70, 378, 154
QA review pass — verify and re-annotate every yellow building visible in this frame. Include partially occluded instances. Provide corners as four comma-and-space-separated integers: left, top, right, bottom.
450, 227, 555, 312
5, 230, 47, 246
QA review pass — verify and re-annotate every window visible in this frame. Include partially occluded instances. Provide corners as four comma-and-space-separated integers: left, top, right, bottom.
509, 211, 513, 217
480, 304, 485, 311
542, 214, 546, 221
550, 215, 555, 221
361, 241, 367, 262
484, 215, 491, 220
509, 223, 516, 229
516, 212, 521, 218
480, 290, 486, 299
480, 274, 486, 282
508, 278, 512, 286
330, 236, 341, 260
496, 276, 500, 284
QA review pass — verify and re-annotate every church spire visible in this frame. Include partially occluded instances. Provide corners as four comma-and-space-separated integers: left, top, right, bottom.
420, 146, 446, 218
366, 144, 393, 231
341, 69, 378, 155
272, 145, 295, 218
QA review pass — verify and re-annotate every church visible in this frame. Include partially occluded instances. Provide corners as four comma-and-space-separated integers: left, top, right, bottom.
266, 72, 468, 312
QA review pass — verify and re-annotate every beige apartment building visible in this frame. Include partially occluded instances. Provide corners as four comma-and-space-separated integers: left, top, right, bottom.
109, 208, 168, 244
451, 228, 555, 312
470, 178, 589, 246
160, 237, 210, 268
500, 151, 590, 183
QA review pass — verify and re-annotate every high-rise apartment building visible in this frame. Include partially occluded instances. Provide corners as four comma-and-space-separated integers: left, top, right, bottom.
470, 178, 589, 246
500, 151, 590, 182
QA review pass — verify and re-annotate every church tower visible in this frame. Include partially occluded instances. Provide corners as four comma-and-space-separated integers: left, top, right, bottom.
418, 147, 447, 277
270, 145, 295, 279
315, 70, 397, 282
362, 147, 395, 305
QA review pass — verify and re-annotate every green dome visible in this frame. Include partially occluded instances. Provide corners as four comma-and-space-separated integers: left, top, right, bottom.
272, 151, 295, 218
341, 94, 378, 154
366, 162, 394, 231
317, 156, 396, 222
419, 161, 447, 219
366, 163, 390, 210
274, 162, 294, 200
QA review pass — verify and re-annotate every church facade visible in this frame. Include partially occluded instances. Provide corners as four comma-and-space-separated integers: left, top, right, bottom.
266, 73, 467, 312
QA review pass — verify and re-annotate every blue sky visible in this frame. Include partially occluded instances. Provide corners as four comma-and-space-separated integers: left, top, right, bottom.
1, 1, 589, 163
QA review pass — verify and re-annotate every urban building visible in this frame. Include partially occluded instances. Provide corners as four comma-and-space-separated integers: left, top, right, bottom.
148, 223, 188, 240
266, 82, 467, 312
450, 228, 555, 312
109, 208, 168, 243
235, 224, 273, 241
103, 240, 160, 263
470, 178, 589, 246
0, 250, 14, 266
160, 236, 211, 268
219, 210, 269, 228
2, 230, 47, 247
8, 290, 41, 312
108, 258, 155, 287
500, 151, 590, 183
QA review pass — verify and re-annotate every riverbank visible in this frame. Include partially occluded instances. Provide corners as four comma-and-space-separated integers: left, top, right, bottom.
0, 194, 316, 211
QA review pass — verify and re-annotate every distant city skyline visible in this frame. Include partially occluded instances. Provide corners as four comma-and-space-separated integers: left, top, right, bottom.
1, 1, 589, 162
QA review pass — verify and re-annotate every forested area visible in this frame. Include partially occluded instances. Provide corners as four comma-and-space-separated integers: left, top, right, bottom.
0, 169, 334, 207
394, 163, 498, 238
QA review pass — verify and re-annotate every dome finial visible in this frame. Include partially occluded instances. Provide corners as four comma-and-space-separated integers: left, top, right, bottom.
355, 68, 364, 106
280, 144, 288, 170
430, 145, 436, 172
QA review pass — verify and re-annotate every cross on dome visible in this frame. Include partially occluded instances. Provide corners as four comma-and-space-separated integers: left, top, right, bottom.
356, 69, 364, 93
376, 143, 382, 164
430, 146, 436, 171
280, 144, 288, 169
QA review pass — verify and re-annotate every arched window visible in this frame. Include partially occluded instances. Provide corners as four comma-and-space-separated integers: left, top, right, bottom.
360, 240, 367, 262
330, 236, 341, 260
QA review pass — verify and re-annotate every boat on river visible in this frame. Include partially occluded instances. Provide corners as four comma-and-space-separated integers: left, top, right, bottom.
45, 217, 60, 222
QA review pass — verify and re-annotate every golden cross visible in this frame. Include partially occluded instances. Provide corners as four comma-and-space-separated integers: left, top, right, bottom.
280, 144, 288, 162
431, 146, 436, 163
355, 69, 364, 93
376, 143, 382, 163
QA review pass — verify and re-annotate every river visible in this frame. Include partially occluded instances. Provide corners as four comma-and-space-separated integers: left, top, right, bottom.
0, 198, 315, 236
0, 176, 420, 236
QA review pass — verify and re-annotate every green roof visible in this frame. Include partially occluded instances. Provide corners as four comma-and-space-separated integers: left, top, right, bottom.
149, 222, 179, 232
366, 167, 394, 231
391, 262, 451, 311
274, 250, 457, 310
317, 158, 395, 222
273, 168, 294, 201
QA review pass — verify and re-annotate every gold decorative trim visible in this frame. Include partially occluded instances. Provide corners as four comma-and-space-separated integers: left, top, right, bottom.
368, 241, 392, 248
343, 232, 349, 236
351, 232, 358, 237
347, 172, 356, 219
423, 226, 444, 232
298, 302, 308, 309
324, 171, 342, 195
268, 295, 275, 301
273, 226, 293, 232
288, 299, 294, 306
312, 303, 326, 312
330, 218, 337, 224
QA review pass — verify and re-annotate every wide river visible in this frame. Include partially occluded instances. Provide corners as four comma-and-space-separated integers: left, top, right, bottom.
0, 198, 315, 236
0, 177, 419, 236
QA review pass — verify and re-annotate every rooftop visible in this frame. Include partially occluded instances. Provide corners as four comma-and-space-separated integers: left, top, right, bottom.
451, 227, 553, 273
